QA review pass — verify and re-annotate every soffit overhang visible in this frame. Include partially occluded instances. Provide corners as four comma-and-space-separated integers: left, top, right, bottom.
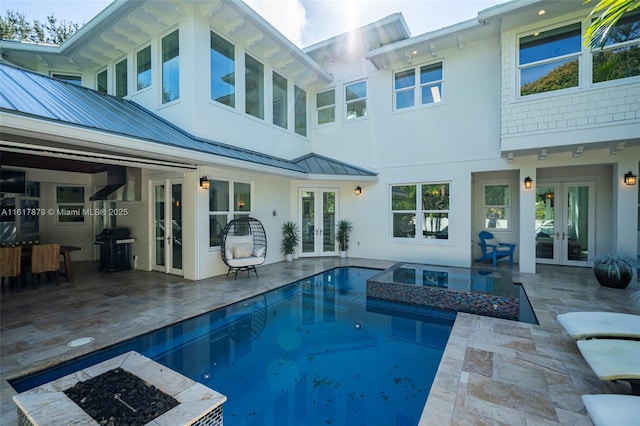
0, 0, 332, 86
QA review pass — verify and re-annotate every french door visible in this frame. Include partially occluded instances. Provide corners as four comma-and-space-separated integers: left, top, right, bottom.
299, 189, 338, 257
535, 182, 594, 266
153, 179, 183, 275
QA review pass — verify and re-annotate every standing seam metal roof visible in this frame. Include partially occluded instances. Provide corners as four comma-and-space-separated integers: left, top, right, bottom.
0, 62, 376, 177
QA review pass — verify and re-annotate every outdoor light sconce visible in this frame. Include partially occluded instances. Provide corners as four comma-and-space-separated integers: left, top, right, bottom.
523, 176, 533, 189
624, 171, 637, 186
200, 176, 210, 189
355, 186, 362, 196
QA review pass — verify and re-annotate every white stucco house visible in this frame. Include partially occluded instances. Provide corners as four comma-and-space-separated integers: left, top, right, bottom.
1, 0, 638, 281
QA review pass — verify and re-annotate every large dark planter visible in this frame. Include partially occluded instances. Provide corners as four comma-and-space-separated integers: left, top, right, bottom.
593, 262, 633, 289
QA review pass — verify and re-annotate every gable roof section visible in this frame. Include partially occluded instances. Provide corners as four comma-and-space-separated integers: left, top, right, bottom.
0, 62, 375, 178
293, 154, 378, 177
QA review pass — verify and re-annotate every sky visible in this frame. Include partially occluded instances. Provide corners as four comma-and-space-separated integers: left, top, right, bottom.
1, 0, 511, 47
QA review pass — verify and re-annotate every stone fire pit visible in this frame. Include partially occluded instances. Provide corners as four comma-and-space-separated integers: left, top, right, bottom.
13, 351, 226, 426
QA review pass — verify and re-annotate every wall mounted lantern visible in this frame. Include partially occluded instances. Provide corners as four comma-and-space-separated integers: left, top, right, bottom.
200, 176, 210, 189
624, 171, 637, 186
354, 186, 362, 196
523, 176, 533, 189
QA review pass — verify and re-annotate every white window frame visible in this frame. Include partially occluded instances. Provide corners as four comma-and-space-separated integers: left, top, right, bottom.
54, 185, 85, 225
591, 11, 640, 84
50, 72, 82, 86
136, 44, 152, 92
483, 183, 511, 231
272, 71, 288, 129
96, 68, 108, 93
394, 62, 443, 111
161, 29, 180, 104
344, 79, 367, 120
294, 85, 307, 137
517, 22, 582, 98
115, 57, 128, 98
393, 68, 416, 110
390, 182, 450, 241
208, 178, 253, 249
316, 88, 336, 125
419, 62, 444, 105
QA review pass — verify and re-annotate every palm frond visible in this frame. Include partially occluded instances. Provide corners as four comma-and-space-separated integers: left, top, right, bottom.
584, 0, 640, 48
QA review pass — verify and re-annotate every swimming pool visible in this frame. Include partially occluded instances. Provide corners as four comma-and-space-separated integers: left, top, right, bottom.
11, 267, 456, 425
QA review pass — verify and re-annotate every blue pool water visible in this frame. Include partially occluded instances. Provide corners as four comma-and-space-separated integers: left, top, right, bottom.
11, 267, 455, 425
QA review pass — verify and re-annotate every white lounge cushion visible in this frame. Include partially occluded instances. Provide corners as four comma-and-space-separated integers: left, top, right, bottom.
226, 256, 265, 267
233, 243, 253, 259
225, 234, 253, 260
582, 394, 640, 426
252, 246, 266, 257
576, 339, 640, 380
485, 238, 511, 251
557, 312, 640, 340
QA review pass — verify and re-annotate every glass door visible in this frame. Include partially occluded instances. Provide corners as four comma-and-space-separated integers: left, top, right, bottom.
153, 179, 183, 275
536, 182, 594, 266
299, 189, 337, 257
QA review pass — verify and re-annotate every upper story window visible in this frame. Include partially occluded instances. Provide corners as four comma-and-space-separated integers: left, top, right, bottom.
394, 62, 443, 110
52, 74, 81, 86
316, 89, 335, 125
161, 30, 179, 103
519, 23, 581, 96
592, 12, 640, 83
273, 72, 288, 129
210, 31, 235, 107
245, 54, 264, 119
136, 46, 151, 91
115, 59, 128, 98
294, 85, 307, 137
96, 69, 107, 93
345, 80, 367, 120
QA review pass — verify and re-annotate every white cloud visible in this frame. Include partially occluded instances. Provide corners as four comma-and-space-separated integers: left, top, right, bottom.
244, 0, 307, 47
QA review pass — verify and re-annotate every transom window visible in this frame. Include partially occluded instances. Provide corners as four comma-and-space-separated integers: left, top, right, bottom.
483, 184, 510, 230
345, 80, 367, 120
394, 62, 443, 110
161, 30, 180, 103
519, 23, 581, 96
316, 89, 335, 125
208, 179, 252, 248
391, 183, 450, 240
52, 73, 81, 85
592, 12, 640, 83
210, 31, 235, 107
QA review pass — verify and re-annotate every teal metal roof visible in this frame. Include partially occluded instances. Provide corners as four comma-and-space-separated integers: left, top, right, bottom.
293, 153, 377, 177
0, 62, 376, 177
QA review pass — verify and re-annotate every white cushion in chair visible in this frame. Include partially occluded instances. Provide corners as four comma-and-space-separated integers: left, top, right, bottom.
485, 238, 511, 251
225, 235, 253, 260
233, 243, 253, 259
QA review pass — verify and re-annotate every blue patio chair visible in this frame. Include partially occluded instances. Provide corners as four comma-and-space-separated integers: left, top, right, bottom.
476, 231, 516, 267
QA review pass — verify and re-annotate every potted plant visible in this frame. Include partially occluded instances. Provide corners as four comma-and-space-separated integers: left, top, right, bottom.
336, 220, 353, 258
281, 221, 300, 261
593, 253, 635, 289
